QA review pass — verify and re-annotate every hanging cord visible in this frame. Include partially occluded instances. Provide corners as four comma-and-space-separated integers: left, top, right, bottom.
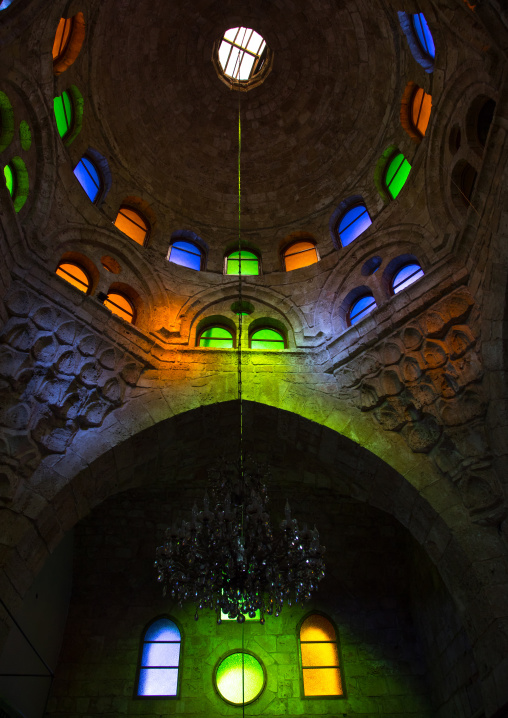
238, 93, 244, 536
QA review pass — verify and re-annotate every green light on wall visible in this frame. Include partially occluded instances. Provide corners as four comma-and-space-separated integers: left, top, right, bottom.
215, 652, 265, 705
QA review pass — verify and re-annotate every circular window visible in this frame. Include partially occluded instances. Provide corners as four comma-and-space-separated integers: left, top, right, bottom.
214, 27, 272, 90
214, 651, 266, 705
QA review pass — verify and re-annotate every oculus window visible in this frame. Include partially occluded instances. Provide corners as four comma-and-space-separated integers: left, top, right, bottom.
198, 326, 234, 349
215, 652, 265, 705
216, 28, 271, 89
283, 242, 319, 271
137, 618, 181, 697
348, 294, 377, 326
250, 328, 285, 350
226, 250, 259, 276
300, 614, 343, 697
104, 292, 135, 324
55, 262, 90, 294
168, 241, 202, 271
392, 263, 424, 294
337, 204, 372, 247
114, 207, 149, 246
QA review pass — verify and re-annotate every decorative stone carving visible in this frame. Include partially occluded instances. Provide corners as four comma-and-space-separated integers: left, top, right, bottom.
334, 287, 504, 524
0, 284, 144, 499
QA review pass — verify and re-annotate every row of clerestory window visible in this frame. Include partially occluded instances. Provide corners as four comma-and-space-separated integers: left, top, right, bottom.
136, 613, 343, 699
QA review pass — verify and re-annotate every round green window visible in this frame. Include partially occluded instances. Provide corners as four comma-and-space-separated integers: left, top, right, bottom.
215, 651, 265, 705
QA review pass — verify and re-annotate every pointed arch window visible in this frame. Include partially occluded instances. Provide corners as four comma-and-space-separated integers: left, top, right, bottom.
299, 614, 343, 697
114, 206, 149, 246
137, 618, 181, 697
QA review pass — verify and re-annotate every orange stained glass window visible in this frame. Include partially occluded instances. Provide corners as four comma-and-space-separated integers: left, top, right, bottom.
52, 18, 73, 61
56, 262, 90, 293
114, 207, 149, 246
411, 88, 432, 137
104, 292, 135, 323
284, 241, 318, 272
300, 614, 343, 697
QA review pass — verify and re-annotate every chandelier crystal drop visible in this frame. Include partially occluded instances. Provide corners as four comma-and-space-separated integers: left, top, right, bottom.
155, 457, 326, 622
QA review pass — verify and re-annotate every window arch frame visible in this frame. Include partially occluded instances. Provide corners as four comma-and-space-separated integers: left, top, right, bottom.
135, 615, 182, 700
298, 612, 345, 699
197, 324, 235, 349
114, 205, 150, 247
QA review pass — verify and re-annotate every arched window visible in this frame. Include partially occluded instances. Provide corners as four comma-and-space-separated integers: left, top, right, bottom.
336, 203, 372, 247
299, 614, 343, 697
104, 292, 135, 324
392, 263, 424, 294
114, 207, 149, 246
3, 157, 28, 213
398, 12, 435, 73
53, 86, 84, 146
137, 618, 181, 697
348, 294, 377, 326
55, 262, 90, 294
0, 0, 13, 9
52, 14, 86, 76
283, 242, 319, 271
401, 84, 432, 141
73, 156, 101, 203
250, 328, 285, 350
168, 241, 203, 270
226, 250, 259, 276
0, 91, 14, 153
384, 151, 411, 200
413, 13, 435, 59
198, 326, 234, 348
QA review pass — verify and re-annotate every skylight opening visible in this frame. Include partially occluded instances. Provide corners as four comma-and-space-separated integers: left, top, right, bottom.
214, 27, 272, 90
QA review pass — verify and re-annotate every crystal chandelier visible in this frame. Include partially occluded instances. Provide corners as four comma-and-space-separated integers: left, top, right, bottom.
155, 90, 325, 622
155, 457, 326, 622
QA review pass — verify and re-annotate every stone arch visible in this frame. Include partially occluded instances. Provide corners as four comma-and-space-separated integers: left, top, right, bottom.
0, 401, 505, 711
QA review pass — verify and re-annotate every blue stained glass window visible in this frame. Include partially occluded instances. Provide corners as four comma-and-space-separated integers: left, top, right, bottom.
168, 241, 202, 270
73, 157, 101, 202
0, 0, 13, 9
348, 294, 377, 326
413, 14, 435, 59
392, 263, 424, 294
137, 619, 181, 697
338, 205, 372, 247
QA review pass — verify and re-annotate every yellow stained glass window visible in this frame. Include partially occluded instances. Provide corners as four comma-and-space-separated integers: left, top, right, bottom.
104, 292, 135, 323
114, 207, 149, 246
300, 614, 343, 697
55, 262, 90, 293
284, 241, 318, 272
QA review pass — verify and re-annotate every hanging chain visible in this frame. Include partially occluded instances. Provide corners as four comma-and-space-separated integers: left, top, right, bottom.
238, 93, 244, 540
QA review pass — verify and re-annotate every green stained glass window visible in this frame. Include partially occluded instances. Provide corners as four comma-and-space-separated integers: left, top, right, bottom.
4, 163, 14, 196
215, 652, 265, 705
54, 90, 73, 138
385, 153, 411, 199
250, 327, 285, 350
226, 250, 259, 276
198, 326, 234, 348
